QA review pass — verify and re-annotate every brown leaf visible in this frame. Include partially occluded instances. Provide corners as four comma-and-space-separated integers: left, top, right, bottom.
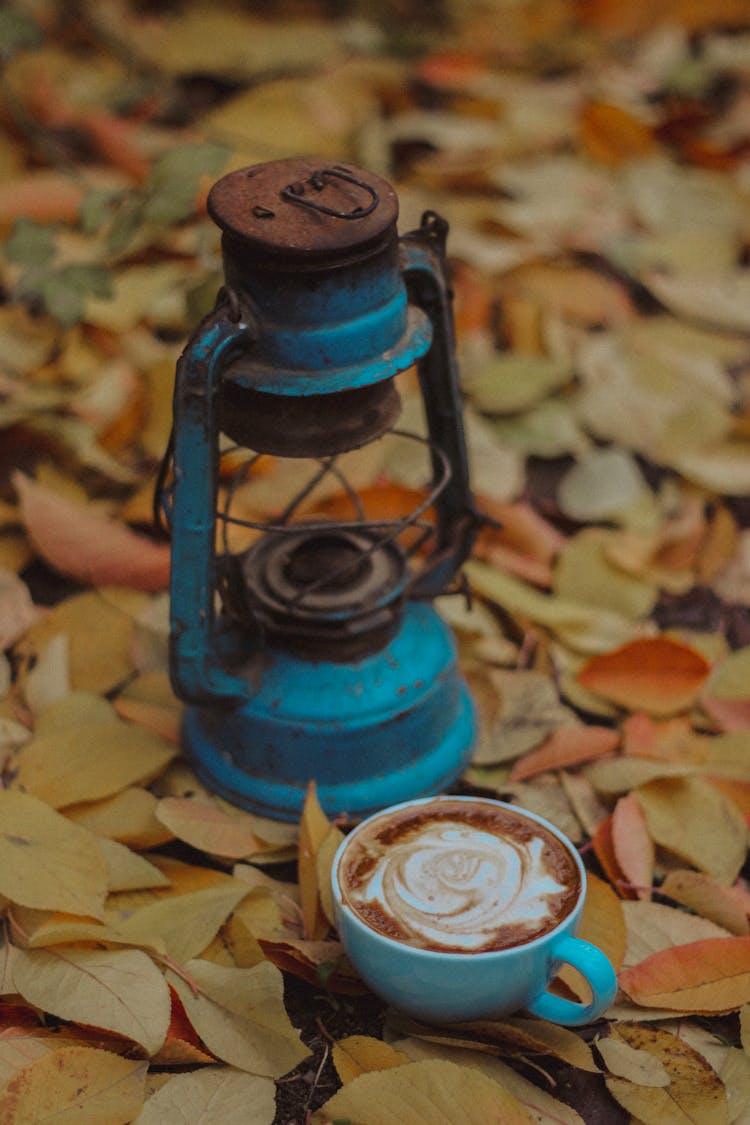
661, 870, 750, 936
603, 1023, 728, 1124
579, 102, 656, 165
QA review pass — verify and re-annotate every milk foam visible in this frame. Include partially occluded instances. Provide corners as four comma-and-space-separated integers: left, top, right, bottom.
349, 819, 567, 951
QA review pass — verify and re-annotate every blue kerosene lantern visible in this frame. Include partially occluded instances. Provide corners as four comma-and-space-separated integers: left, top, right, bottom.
159, 158, 480, 820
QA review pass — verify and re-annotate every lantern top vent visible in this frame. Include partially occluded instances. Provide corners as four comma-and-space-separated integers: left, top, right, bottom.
207, 158, 399, 265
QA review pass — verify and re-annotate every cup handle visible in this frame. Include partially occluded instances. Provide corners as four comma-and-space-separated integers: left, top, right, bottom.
525, 935, 618, 1026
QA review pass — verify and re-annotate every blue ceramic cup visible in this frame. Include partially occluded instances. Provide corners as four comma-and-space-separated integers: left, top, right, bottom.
331, 796, 617, 1026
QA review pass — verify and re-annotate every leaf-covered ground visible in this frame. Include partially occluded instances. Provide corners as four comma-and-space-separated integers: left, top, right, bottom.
3, 0, 750, 1121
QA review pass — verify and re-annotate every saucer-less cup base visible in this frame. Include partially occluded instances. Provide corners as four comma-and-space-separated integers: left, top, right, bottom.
331, 798, 618, 1027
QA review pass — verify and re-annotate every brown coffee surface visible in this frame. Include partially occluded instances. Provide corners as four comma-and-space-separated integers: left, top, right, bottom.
338, 799, 581, 953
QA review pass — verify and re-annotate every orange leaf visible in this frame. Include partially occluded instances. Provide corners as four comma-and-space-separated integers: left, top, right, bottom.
576, 637, 711, 716
14, 472, 171, 592
150, 987, 215, 1065
661, 870, 750, 937
509, 724, 619, 781
579, 102, 656, 166
621, 712, 697, 760
592, 814, 635, 899
611, 794, 654, 901
619, 936, 750, 1013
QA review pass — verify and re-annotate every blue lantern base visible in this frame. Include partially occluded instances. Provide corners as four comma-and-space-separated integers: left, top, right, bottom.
181, 602, 476, 821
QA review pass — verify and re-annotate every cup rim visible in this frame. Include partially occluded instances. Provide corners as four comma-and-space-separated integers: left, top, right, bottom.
331, 794, 586, 960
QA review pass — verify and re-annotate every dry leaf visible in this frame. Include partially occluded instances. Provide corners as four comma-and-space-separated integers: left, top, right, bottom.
12, 946, 170, 1054
319, 1058, 536, 1125
603, 1023, 728, 1124
597, 1035, 670, 1086
14, 591, 136, 695
508, 723, 619, 781
661, 870, 750, 936
13, 473, 171, 592
621, 900, 731, 970
332, 1035, 411, 1084
167, 959, 309, 1078
155, 797, 269, 859
298, 782, 332, 942
393, 1036, 587, 1125
0, 570, 40, 651
576, 636, 711, 716
620, 936, 750, 1013
635, 776, 747, 884
107, 880, 248, 963
0, 790, 108, 918
611, 792, 655, 900
65, 787, 174, 849
12, 712, 177, 809
98, 838, 170, 893
0, 1045, 147, 1125
316, 823, 345, 928
132, 1066, 275, 1125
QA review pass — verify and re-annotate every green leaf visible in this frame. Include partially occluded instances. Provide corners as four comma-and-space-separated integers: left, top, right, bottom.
107, 203, 145, 255
80, 190, 118, 236
143, 142, 228, 226
39, 265, 113, 328
0, 8, 43, 59
4, 220, 56, 268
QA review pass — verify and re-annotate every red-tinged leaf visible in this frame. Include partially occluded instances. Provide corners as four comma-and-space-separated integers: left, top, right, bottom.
619, 937, 750, 1013
150, 987, 215, 1065
591, 815, 636, 900
576, 637, 711, 716
509, 724, 619, 781
702, 695, 750, 732
621, 712, 697, 760
611, 793, 654, 901
13, 472, 171, 592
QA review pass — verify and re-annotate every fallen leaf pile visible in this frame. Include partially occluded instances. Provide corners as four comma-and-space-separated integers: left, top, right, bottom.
3, 0, 750, 1121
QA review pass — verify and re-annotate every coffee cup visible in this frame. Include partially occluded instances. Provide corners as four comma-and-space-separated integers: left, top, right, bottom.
331, 796, 617, 1026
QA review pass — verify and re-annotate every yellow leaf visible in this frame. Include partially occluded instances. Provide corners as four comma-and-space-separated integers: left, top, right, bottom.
320, 1058, 536, 1124
9, 904, 164, 954
661, 870, 750, 936
333, 1035, 411, 1084
636, 777, 746, 884
465, 559, 639, 654
558, 871, 626, 1000
13, 713, 177, 809
155, 796, 270, 859
597, 1036, 670, 1086
298, 782, 331, 941
65, 787, 174, 849
0, 1045, 147, 1125
98, 838, 171, 893
392, 1013, 599, 1073
0, 790, 108, 918
393, 1037, 586, 1125
108, 881, 248, 963
12, 946, 170, 1055
167, 959, 310, 1078
132, 1067, 276, 1125
604, 1023, 729, 1124
622, 900, 731, 971
316, 823, 344, 928
14, 590, 137, 695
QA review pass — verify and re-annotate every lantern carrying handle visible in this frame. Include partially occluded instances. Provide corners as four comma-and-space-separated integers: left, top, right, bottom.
168, 301, 256, 705
279, 166, 379, 220
401, 211, 480, 597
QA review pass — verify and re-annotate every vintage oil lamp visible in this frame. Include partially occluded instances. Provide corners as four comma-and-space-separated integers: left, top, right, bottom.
158, 158, 480, 820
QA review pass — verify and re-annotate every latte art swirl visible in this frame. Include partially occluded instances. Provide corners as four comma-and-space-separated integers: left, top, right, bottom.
340, 803, 580, 953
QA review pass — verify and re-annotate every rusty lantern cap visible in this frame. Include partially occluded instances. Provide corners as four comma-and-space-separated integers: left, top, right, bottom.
207, 157, 400, 264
